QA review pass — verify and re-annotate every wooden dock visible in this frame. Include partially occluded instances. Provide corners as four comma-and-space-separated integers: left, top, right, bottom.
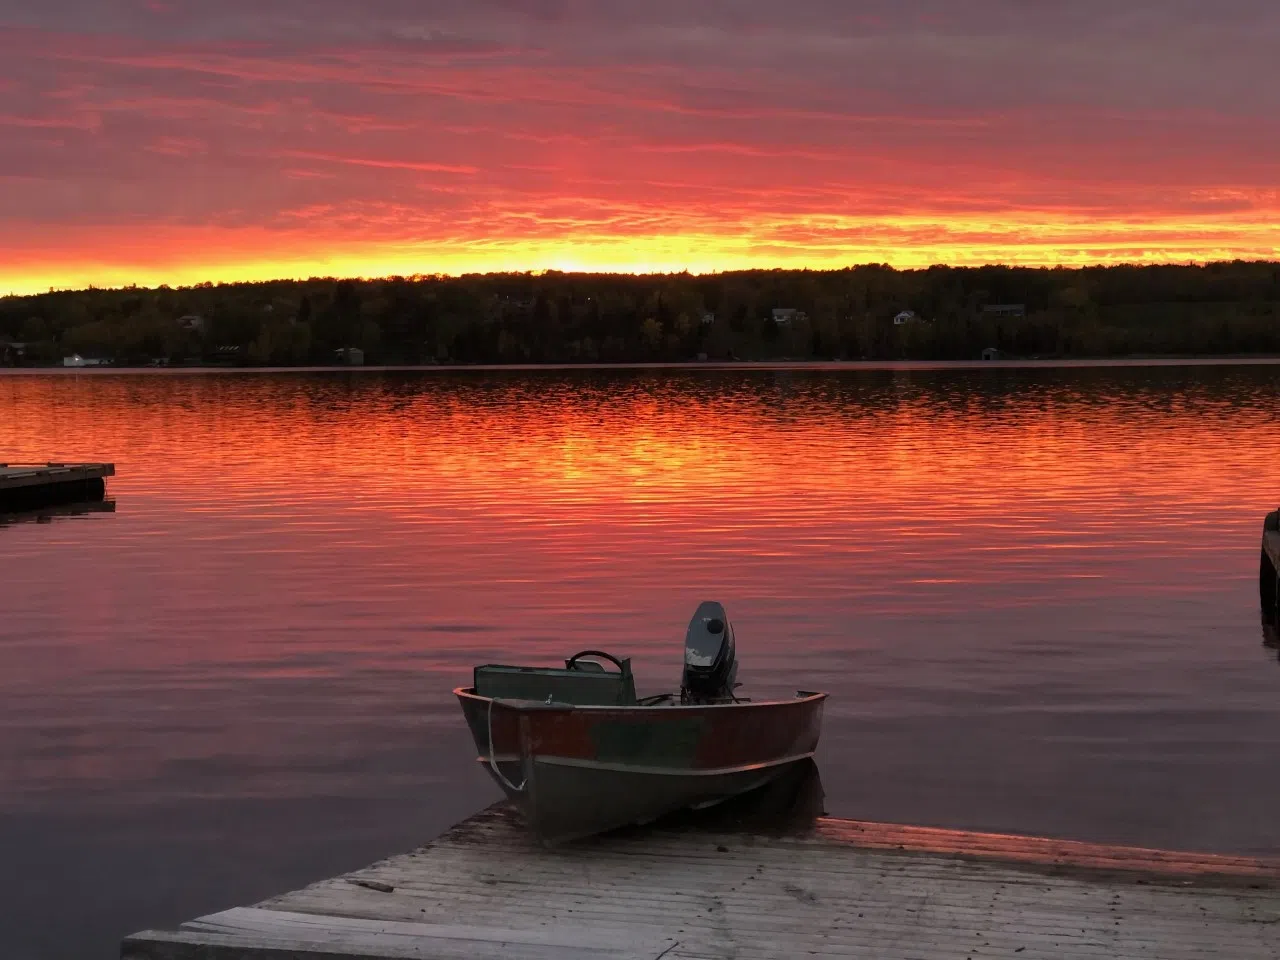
123, 803, 1280, 960
0, 462, 113, 511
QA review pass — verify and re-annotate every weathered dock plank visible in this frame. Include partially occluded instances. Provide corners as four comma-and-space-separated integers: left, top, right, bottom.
0, 462, 114, 510
124, 907, 675, 960
123, 805, 1280, 960
815, 818, 1280, 881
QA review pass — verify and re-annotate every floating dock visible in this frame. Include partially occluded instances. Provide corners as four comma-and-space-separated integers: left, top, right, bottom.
123, 802, 1280, 960
0, 462, 114, 511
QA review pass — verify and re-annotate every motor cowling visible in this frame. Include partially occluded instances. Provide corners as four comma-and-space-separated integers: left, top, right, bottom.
682, 600, 738, 703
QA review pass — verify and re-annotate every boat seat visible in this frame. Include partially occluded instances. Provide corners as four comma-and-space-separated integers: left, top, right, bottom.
474, 662, 637, 706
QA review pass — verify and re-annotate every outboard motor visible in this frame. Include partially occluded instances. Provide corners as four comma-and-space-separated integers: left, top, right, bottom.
682, 601, 739, 703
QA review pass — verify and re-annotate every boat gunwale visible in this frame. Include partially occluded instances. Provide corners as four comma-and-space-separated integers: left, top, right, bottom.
454, 686, 828, 712
480, 751, 818, 777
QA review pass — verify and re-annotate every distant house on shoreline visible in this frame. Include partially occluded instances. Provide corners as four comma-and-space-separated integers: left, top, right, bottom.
62, 354, 108, 367
893, 310, 918, 325
176, 314, 207, 334
982, 304, 1026, 318
772, 308, 806, 325
208, 345, 243, 365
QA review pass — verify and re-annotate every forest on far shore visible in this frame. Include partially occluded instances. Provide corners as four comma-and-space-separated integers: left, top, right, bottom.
3, 261, 1280, 367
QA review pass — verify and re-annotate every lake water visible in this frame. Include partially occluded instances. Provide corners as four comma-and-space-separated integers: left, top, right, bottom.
3, 362, 1280, 959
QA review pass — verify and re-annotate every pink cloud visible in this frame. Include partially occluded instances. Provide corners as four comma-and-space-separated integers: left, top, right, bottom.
0, 4, 1278, 289
277, 150, 477, 175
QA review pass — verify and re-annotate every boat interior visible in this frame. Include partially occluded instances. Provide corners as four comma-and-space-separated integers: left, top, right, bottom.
473, 651, 639, 706
469, 601, 747, 708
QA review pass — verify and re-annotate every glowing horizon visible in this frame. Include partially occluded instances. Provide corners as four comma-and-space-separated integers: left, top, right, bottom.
3, 2, 1279, 296
8, 211, 1279, 297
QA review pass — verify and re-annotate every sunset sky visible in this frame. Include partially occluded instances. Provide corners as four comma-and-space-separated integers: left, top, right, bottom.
2, 1, 1278, 294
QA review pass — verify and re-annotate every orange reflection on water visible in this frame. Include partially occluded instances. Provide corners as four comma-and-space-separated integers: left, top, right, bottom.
3, 365, 1280, 839
7, 362, 1280, 960
6, 368, 1277, 509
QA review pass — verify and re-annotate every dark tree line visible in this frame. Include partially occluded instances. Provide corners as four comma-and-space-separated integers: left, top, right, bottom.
3, 261, 1280, 366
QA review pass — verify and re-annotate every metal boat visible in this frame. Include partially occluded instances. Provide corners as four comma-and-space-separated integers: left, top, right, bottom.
455, 601, 827, 844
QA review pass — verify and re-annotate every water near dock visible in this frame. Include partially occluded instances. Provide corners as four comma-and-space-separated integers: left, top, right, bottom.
3, 362, 1280, 959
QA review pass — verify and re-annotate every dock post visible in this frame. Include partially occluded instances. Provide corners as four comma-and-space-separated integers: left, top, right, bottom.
1263, 509, 1279, 624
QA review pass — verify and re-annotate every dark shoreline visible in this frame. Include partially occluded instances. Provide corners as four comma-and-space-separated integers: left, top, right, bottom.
7, 263, 1280, 371
6, 355, 1280, 375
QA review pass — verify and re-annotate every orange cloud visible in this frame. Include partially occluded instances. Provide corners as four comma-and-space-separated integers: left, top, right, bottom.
2, 5, 1279, 293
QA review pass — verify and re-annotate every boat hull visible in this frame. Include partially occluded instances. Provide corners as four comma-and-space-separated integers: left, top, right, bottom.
512, 754, 814, 844
456, 688, 826, 844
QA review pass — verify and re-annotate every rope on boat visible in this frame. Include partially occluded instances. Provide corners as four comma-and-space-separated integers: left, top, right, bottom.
486, 697, 527, 794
